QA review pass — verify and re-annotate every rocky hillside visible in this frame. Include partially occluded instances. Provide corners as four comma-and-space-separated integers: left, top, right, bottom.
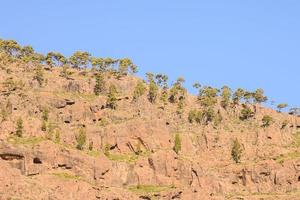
0, 39, 299, 200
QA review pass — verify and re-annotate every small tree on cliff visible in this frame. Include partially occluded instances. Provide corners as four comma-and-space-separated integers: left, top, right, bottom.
231, 139, 242, 163
146, 73, 158, 103
76, 127, 86, 150
132, 80, 146, 102
106, 85, 118, 109
33, 65, 44, 87
94, 73, 105, 95
173, 133, 181, 154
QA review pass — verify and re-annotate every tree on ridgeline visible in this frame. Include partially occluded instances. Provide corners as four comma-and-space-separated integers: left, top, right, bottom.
169, 77, 186, 103
118, 58, 138, 76
156, 74, 169, 105
46, 52, 67, 67
146, 73, 158, 103
220, 86, 232, 109
0, 39, 21, 57
69, 51, 91, 69
277, 103, 288, 113
232, 88, 245, 105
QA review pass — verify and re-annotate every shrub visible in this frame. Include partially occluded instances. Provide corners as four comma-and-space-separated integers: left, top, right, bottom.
188, 109, 198, 123
231, 139, 242, 163
76, 128, 86, 150
54, 130, 61, 144
262, 115, 273, 127
104, 144, 111, 156
240, 107, 255, 120
106, 85, 118, 109
173, 133, 181, 154
42, 108, 49, 121
60, 65, 70, 78
132, 80, 146, 101
16, 117, 23, 137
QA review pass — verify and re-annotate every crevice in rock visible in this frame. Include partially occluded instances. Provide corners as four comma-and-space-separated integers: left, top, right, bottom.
33, 157, 42, 164
0, 153, 24, 160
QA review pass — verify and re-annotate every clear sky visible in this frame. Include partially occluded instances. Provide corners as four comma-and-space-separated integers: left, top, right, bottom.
1, 0, 299, 108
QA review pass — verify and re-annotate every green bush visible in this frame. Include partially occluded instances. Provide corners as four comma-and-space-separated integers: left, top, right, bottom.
231, 139, 242, 163
147, 73, 158, 103
76, 128, 86, 150
220, 86, 232, 109
173, 133, 181, 154
106, 85, 118, 109
42, 108, 49, 121
94, 73, 105, 95
240, 107, 254, 120
262, 115, 273, 127
133, 80, 146, 101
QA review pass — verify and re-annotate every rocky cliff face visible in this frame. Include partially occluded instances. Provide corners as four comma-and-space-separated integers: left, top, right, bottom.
0, 61, 299, 200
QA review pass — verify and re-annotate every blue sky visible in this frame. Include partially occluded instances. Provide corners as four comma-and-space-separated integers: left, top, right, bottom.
0, 1, 299, 108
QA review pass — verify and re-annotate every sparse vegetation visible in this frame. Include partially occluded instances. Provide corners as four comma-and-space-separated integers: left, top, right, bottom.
16, 117, 23, 137
129, 185, 173, 194
1, 37, 299, 199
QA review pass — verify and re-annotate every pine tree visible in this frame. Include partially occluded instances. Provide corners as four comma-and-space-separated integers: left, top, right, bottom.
106, 85, 118, 109
231, 139, 242, 163
173, 133, 181, 154
33, 65, 44, 86
76, 127, 86, 150
220, 86, 232, 109
146, 73, 158, 103
94, 73, 105, 95
132, 80, 146, 102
